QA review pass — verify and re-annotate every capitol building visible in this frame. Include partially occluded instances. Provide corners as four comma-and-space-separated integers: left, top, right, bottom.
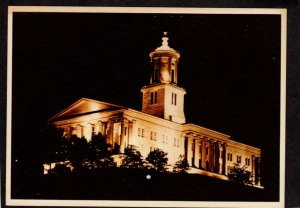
48, 33, 262, 186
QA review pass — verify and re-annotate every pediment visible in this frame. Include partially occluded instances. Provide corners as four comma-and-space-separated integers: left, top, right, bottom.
49, 98, 126, 122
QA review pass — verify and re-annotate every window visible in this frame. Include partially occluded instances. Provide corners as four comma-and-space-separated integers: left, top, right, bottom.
237, 155, 241, 163
91, 125, 95, 136
124, 127, 127, 136
199, 145, 202, 154
245, 158, 251, 166
227, 153, 233, 161
171, 93, 177, 105
174, 138, 177, 146
150, 91, 157, 104
150, 131, 153, 140
141, 129, 144, 137
138, 128, 140, 137
220, 150, 223, 158
162, 134, 165, 143
171, 70, 175, 83
191, 142, 194, 151
154, 132, 157, 141
177, 138, 179, 147
169, 115, 172, 121
206, 146, 209, 155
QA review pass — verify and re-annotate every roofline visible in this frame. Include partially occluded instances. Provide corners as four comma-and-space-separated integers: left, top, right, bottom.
48, 97, 127, 122
183, 123, 231, 140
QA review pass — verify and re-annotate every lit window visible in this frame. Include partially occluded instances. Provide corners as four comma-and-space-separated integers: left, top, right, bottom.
171, 93, 177, 105
91, 125, 95, 136
150, 91, 157, 104
237, 155, 241, 163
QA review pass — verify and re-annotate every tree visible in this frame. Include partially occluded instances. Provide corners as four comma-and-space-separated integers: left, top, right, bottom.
121, 145, 144, 169
228, 163, 253, 185
146, 148, 168, 172
173, 154, 190, 173
67, 135, 89, 171
88, 133, 110, 168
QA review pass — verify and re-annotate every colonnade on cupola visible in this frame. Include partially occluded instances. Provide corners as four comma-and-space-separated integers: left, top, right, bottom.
62, 116, 132, 154
184, 133, 227, 175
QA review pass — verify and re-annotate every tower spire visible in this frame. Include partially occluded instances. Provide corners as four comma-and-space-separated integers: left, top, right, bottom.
141, 33, 186, 124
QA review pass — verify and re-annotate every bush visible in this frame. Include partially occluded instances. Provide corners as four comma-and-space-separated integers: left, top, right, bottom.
121, 145, 144, 169
228, 163, 253, 185
173, 155, 190, 173
146, 148, 168, 172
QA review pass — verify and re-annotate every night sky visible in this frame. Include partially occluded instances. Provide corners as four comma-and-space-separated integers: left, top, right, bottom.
12, 12, 281, 200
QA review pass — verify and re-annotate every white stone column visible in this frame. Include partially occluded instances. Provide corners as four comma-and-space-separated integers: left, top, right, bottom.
120, 119, 126, 153
222, 143, 227, 175
201, 140, 206, 169
187, 137, 193, 166
194, 139, 200, 168
208, 139, 214, 171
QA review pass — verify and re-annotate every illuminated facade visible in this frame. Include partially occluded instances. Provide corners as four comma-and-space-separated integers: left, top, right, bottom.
49, 33, 261, 186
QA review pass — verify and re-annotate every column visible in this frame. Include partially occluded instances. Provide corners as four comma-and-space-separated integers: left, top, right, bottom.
128, 120, 134, 146
192, 139, 196, 167
222, 143, 227, 175
218, 142, 223, 174
108, 120, 114, 150
252, 155, 256, 183
208, 139, 214, 171
255, 157, 261, 185
119, 119, 126, 153
194, 139, 200, 168
187, 137, 193, 166
214, 141, 220, 173
201, 140, 206, 169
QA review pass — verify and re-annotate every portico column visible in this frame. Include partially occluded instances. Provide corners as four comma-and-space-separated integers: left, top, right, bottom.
108, 120, 114, 150
119, 119, 126, 153
194, 139, 200, 168
222, 143, 227, 175
208, 139, 214, 171
218, 142, 222, 174
214, 141, 220, 173
255, 157, 261, 185
201, 139, 206, 169
187, 137, 193, 166
252, 155, 256, 183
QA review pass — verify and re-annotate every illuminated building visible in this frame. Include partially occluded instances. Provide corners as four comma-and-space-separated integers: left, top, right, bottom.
48, 33, 261, 186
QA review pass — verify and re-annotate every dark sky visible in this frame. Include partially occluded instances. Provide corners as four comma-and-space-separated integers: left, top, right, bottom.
12, 12, 281, 200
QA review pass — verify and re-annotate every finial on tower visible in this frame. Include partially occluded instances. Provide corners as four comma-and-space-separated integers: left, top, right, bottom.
156, 31, 174, 51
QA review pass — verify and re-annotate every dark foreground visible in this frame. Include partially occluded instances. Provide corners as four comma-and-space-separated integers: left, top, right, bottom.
12, 168, 271, 201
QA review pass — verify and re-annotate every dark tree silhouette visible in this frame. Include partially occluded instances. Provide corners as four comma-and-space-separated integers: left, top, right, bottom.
41, 125, 65, 163
68, 135, 89, 171
146, 148, 168, 172
173, 154, 190, 173
121, 145, 144, 169
49, 163, 72, 174
88, 133, 110, 168
228, 163, 253, 185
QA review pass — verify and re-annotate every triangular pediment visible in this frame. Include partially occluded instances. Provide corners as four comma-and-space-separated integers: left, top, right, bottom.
49, 98, 126, 122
